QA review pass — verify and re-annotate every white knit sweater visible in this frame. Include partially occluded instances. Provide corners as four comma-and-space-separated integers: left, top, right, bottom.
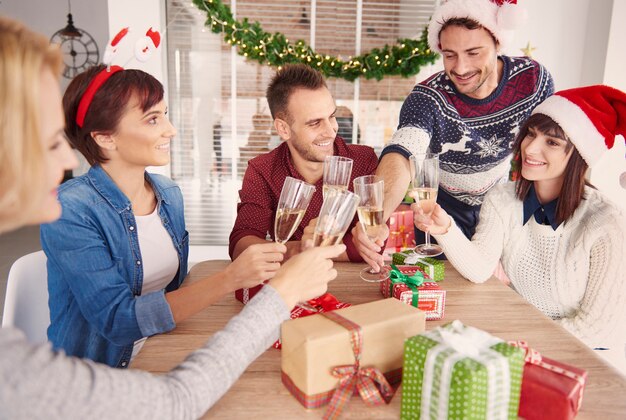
434, 183, 626, 350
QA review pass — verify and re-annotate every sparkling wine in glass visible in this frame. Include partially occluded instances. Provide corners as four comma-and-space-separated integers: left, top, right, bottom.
410, 153, 443, 257
312, 188, 359, 247
274, 177, 315, 244
353, 175, 389, 282
322, 156, 353, 200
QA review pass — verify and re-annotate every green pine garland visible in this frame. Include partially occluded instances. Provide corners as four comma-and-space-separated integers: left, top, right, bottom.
192, 0, 439, 82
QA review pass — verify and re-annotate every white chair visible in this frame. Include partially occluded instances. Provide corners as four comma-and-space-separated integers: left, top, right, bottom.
1, 251, 50, 344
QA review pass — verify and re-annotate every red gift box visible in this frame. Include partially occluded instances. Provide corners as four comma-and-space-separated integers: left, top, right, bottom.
380, 265, 445, 320
235, 283, 265, 304
511, 341, 587, 420
385, 210, 415, 252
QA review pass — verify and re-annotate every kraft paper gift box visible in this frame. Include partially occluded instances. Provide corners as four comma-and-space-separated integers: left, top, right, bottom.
392, 251, 444, 281
281, 299, 426, 413
272, 293, 351, 349
509, 341, 587, 420
380, 265, 446, 321
402, 320, 524, 420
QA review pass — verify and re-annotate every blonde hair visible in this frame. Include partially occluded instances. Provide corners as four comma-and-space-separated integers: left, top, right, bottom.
0, 17, 62, 233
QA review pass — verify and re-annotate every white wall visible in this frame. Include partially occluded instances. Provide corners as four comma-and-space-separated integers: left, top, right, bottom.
0, 0, 109, 92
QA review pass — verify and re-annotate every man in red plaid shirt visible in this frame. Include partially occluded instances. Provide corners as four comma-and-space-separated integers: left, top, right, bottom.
229, 64, 378, 262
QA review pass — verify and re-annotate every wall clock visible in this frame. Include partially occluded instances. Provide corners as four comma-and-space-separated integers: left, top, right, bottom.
50, 8, 100, 80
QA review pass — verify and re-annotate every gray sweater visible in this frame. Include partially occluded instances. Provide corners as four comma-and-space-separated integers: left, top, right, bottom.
0, 286, 289, 419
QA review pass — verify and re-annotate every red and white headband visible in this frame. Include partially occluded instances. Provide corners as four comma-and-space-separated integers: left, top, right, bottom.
75, 27, 161, 128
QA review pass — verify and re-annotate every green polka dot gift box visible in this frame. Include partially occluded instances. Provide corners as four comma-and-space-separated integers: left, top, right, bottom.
392, 251, 444, 282
401, 320, 524, 420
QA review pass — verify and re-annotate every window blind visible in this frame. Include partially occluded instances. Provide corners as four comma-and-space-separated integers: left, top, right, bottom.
165, 0, 438, 245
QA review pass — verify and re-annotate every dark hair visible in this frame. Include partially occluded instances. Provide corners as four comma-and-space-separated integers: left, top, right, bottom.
513, 113, 591, 225
439, 17, 498, 47
63, 64, 164, 165
266, 64, 327, 121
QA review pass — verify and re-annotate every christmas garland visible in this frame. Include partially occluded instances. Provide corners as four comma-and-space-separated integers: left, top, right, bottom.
192, 0, 439, 82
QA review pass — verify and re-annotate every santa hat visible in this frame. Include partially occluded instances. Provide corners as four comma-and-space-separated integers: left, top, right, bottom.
532, 85, 626, 167
427, 0, 525, 53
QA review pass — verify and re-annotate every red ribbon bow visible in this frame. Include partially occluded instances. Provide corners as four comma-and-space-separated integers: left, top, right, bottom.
322, 311, 394, 420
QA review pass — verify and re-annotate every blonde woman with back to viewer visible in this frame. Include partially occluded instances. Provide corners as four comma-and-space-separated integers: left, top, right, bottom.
0, 16, 344, 418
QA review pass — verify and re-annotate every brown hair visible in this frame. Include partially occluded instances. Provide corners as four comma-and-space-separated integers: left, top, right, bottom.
439, 17, 498, 47
0, 16, 62, 233
513, 113, 591, 225
63, 64, 164, 165
266, 64, 327, 121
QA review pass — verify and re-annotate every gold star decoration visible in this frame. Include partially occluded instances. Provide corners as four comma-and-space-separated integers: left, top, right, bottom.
521, 42, 536, 58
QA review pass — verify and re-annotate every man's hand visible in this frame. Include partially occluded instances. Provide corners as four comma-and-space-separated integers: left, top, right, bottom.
351, 223, 388, 272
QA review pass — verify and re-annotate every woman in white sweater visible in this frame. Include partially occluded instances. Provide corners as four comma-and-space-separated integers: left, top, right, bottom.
0, 16, 344, 418
415, 86, 626, 358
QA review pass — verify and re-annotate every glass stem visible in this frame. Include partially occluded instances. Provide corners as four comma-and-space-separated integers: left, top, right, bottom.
425, 231, 432, 249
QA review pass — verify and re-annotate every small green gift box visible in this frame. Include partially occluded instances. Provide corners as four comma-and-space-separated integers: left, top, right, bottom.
392, 251, 444, 281
401, 320, 524, 420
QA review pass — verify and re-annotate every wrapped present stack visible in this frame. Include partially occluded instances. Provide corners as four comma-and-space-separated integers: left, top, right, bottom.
402, 320, 525, 419
510, 341, 587, 420
281, 299, 426, 418
392, 250, 444, 281
385, 210, 416, 255
380, 264, 446, 320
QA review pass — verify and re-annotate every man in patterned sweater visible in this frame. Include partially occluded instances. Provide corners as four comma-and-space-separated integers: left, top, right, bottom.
355, 0, 554, 269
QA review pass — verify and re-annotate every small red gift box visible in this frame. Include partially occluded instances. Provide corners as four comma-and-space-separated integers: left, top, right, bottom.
273, 293, 351, 349
511, 341, 587, 420
380, 265, 445, 320
235, 283, 264, 304
385, 210, 415, 252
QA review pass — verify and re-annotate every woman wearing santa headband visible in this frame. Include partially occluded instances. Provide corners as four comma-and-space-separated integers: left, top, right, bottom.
415, 85, 626, 365
40, 40, 322, 368
1, 17, 342, 417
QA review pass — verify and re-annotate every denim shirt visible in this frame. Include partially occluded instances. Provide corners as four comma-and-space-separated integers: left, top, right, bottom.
41, 165, 189, 368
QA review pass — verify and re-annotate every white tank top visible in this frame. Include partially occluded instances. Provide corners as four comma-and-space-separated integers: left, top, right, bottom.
131, 205, 179, 360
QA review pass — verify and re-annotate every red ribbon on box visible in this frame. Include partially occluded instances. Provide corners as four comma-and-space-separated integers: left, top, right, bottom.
273, 293, 351, 349
321, 311, 394, 420
509, 340, 587, 420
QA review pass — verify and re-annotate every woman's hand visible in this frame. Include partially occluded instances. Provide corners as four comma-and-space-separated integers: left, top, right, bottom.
350, 222, 388, 272
224, 242, 287, 289
411, 203, 452, 235
269, 244, 345, 309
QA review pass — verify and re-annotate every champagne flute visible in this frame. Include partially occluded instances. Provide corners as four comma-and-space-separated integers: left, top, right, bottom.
275, 177, 317, 313
322, 156, 353, 200
274, 177, 315, 244
312, 188, 360, 247
353, 175, 389, 282
410, 153, 443, 257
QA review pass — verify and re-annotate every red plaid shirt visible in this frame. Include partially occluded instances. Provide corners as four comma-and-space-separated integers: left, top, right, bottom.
229, 136, 378, 261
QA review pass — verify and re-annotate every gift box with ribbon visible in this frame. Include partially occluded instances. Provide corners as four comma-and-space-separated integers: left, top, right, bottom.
402, 320, 524, 420
392, 250, 444, 281
385, 210, 416, 252
281, 299, 426, 418
380, 264, 445, 320
235, 283, 264, 304
273, 293, 351, 349
510, 341, 587, 420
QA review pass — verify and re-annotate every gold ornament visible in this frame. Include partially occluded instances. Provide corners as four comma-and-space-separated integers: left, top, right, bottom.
521, 42, 536, 58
